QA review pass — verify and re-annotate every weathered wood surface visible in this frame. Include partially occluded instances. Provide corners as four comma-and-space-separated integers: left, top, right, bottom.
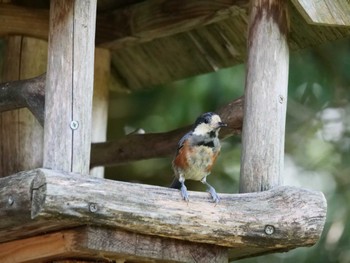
291, 0, 350, 26
0, 226, 228, 263
44, 0, 96, 174
0, 168, 327, 258
0, 36, 46, 178
90, 48, 111, 178
240, 0, 289, 193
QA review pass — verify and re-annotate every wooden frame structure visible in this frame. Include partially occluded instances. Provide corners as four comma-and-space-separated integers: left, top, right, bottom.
1, 0, 349, 262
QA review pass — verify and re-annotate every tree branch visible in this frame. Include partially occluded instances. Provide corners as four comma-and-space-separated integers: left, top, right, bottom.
0, 75, 243, 167
90, 97, 243, 167
0, 74, 45, 126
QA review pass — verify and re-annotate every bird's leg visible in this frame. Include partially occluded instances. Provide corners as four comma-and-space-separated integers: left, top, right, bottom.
179, 177, 189, 202
201, 178, 220, 203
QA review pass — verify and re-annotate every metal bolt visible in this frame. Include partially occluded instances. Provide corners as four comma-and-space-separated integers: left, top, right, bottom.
8, 196, 14, 206
89, 203, 98, 213
70, 120, 79, 130
264, 225, 275, 235
278, 95, 284, 104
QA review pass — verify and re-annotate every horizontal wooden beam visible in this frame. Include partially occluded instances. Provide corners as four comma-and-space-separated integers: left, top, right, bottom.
96, 0, 248, 49
0, 168, 327, 259
0, 226, 228, 263
291, 0, 350, 26
0, 1, 248, 49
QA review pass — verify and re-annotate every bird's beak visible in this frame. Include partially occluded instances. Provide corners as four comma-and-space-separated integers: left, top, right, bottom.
218, 122, 227, 128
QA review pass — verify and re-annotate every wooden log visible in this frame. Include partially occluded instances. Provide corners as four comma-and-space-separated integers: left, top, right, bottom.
0, 168, 327, 259
240, 0, 289, 193
291, 0, 350, 26
0, 36, 46, 178
44, 0, 97, 174
0, 226, 228, 263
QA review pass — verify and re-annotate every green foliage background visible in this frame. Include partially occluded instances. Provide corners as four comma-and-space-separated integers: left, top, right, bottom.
106, 39, 350, 263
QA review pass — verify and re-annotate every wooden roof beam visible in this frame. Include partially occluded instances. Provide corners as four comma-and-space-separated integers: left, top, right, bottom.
96, 0, 249, 49
0, 168, 326, 260
0, 1, 249, 49
291, 0, 350, 26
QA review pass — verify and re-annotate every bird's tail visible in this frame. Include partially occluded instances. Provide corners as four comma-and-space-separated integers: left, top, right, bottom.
169, 178, 182, 189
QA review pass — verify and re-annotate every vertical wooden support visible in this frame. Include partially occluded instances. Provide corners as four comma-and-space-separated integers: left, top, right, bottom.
44, 0, 97, 174
0, 36, 47, 177
90, 48, 110, 178
240, 0, 289, 193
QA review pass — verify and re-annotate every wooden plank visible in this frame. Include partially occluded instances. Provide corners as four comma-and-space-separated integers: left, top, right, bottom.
239, 0, 289, 193
43, 0, 96, 174
291, 0, 350, 26
0, 168, 327, 259
0, 226, 228, 263
90, 48, 110, 178
0, 36, 46, 178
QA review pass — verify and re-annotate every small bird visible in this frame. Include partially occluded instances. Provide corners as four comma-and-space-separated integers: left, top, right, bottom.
171, 112, 227, 203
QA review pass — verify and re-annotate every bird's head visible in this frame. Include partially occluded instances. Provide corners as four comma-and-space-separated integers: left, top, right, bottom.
192, 112, 227, 136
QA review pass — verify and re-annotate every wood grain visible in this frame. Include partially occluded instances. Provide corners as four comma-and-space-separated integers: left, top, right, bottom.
0, 168, 327, 259
0, 226, 228, 263
240, 0, 289, 193
43, 0, 96, 174
291, 0, 350, 26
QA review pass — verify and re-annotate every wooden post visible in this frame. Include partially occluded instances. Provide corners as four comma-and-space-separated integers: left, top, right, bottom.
90, 48, 110, 178
240, 0, 289, 193
43, 0, 97, 174
0, 36, 47, 177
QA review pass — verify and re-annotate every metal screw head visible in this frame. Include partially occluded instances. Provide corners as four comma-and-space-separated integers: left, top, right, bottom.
278, 95, 284, 104
264, 225, 275, 235
8, 196, 14, 206
70, 120, 79, 130
89, 203, 98, 213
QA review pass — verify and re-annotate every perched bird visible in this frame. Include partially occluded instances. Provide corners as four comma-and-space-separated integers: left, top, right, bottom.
171, 112, 227, 203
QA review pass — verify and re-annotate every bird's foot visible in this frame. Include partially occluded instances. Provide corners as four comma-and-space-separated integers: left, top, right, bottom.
207, 185, 220, 203
201, 179, 220, 203
180, 183, 189, 202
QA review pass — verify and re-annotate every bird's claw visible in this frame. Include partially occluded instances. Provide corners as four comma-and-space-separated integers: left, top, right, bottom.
181, 184, 189, 202
207, 185, 220, 203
